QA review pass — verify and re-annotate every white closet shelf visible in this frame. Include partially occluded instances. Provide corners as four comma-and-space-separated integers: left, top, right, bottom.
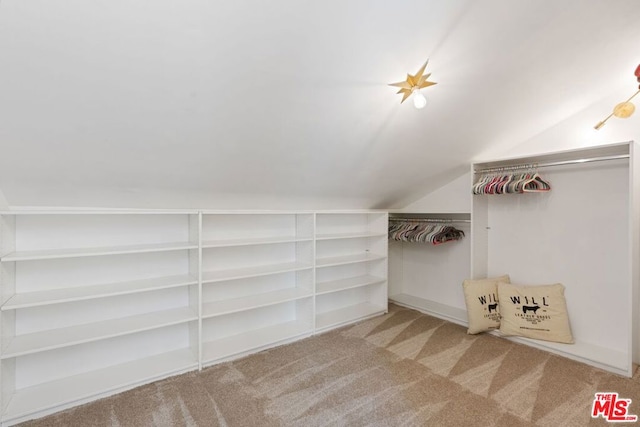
2, 307, 198, 359
202, 262, 313, 283
202, 236, 312, 248
316, 302, 386, 332
316, 275, 386, 295
315, 253, 386, 268
0, 241, 198, 262
202, 288, 312, 319
202, 320, 312, 364
2, 348, 198, 424
0, 210, 198, 215
1, 274, 198, 310
315, 232, 386, 240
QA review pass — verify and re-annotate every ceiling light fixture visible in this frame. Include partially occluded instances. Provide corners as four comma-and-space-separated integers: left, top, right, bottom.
390, 60, 437, 109
594, 63, 640, 130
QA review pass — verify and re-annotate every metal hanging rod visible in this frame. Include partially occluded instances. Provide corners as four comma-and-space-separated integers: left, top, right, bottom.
389, 217, 471, 223
474, 153, 629, 174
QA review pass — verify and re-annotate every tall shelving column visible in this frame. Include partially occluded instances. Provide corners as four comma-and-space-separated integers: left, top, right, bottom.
0, 211, 201, 425
200, 212, 315, 366
314, 212, 388, 333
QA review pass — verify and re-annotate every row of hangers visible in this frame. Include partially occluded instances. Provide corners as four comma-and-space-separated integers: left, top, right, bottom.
473, 165, 551, 195
388, 218, 466, 245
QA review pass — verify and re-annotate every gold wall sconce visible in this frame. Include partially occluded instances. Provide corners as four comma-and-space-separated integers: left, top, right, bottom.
594, 63, 640, 130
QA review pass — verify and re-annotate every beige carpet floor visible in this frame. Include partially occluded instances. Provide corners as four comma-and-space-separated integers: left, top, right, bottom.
20, 304, 640, 426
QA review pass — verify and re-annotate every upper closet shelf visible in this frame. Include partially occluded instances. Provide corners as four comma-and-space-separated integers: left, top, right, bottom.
0, 241, 198, 262
473, 141, 631, 171
1, 274, 198, 311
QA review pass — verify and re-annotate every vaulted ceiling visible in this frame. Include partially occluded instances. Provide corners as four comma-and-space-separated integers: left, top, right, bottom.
0, 0, 639, 209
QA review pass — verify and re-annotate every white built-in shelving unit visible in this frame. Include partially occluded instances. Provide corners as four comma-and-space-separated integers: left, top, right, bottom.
199, 212, 315, 365
0, 211, 201, 425
0, 210, 387, 426
315, 213, 388, 333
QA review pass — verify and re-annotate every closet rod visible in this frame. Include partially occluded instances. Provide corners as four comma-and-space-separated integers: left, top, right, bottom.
474, 153, 629, 174
389, 217, 471, 223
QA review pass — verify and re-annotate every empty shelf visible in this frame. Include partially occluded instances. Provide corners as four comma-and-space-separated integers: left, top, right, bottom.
202, 287, 313, 318
315, 232, 386, 240
2, 275, 198, 310
202, 235, 312, 248
316, 275, 386, 295
316, 302, 386, 332
202, 262, 313, 283
2, 348, 198, 424
315, 253, 386, 268
202, 320, 312, 364
2, 307, 198, 358
1, 241, 198, 262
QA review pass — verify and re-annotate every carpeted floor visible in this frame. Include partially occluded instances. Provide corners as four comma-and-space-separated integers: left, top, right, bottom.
20, 304, 640, 426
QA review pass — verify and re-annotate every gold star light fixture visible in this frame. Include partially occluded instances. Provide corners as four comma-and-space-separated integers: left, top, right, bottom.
594, 63, 640, 130
389, 60, 437, 109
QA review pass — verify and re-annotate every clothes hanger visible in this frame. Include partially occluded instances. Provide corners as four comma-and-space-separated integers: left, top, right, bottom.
473, 173, 490, 195
522, 166, 551, 192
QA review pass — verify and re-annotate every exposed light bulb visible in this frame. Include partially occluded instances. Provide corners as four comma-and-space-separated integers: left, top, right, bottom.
412, 90, 427, 109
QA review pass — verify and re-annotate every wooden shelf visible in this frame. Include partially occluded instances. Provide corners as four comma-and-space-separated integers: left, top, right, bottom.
202, 288, 312, 318
2, 348, 198, 424
2, 275, 198, 310
202, 262, 312, 283
1, 241, 198, 262
315, 253, 385, 268
316, 275, 385, 295
315, 302, 386, 332
2, 307, 198, 358
202, 320, 312, 364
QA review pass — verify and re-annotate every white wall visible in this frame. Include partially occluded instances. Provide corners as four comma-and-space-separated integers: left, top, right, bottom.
396, 172, 471, 213
0, 188, 8, 210
478, 90, 640, 161
401, 87, 640, 212
3, 187, 376, 211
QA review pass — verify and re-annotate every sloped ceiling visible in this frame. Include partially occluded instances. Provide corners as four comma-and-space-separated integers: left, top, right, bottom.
0, 0, 639, 209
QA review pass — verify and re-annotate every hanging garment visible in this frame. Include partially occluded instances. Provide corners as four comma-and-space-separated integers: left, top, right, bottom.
472, 168, 551, 195
388, 220, 465, 244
